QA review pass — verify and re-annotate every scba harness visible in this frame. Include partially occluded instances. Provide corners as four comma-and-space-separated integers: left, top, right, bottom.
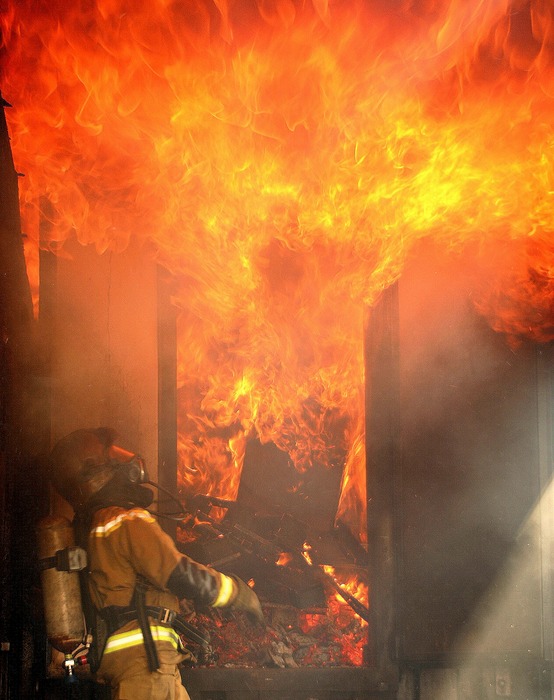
99, 580, 212, 672
37, 513, 212, 680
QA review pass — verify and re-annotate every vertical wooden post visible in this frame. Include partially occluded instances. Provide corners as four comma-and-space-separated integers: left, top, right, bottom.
537, 344, 554, 662
365, 283, 400, 685
0, 93, 45, 697
157, 267, 178, 538
38, 198, 57, 452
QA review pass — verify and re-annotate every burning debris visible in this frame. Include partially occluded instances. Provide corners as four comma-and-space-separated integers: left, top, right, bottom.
190, 601, 368, 669
175, 452, 370, 670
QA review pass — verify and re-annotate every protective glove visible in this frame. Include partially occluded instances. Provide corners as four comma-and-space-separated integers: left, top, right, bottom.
229, 575, 265, 627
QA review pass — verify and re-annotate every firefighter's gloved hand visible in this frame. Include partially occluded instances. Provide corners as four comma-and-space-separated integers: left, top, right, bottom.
230, 575, 265, 627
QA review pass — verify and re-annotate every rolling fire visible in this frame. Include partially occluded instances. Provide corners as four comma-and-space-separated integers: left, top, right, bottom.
1, 0, 553, 549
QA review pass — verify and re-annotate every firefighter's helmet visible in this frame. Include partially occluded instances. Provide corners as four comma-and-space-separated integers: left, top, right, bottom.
49, 427, 148, 510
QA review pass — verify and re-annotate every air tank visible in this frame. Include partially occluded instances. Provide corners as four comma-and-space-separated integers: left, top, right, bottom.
37, 515, 85, 654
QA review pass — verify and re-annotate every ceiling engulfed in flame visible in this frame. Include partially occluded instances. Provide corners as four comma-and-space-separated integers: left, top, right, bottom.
1, 0, 553, 538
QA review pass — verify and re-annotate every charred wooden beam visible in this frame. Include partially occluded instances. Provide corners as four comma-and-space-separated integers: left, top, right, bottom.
0, 92, 47, 697
157, 266, 178, 538
365, 285, 400, 678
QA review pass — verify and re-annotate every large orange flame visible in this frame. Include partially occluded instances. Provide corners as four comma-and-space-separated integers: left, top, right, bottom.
2, 0, 553, 542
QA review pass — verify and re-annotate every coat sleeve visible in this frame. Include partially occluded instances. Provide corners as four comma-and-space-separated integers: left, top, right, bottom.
118, 508, 234, 606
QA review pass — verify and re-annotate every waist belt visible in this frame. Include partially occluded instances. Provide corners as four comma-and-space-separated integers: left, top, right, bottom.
102, 605, 177, 634
101, 605, 211, 649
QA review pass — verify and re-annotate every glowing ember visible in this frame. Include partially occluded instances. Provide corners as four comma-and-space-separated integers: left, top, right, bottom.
276, 552, 293, 567
322, 567, 369, 624
195, 600, 368, 668
2, 0, 553, 548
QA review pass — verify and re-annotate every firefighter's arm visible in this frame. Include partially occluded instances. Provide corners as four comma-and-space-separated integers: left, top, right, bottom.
166, 559, 265, 625
121, 509, 264, 624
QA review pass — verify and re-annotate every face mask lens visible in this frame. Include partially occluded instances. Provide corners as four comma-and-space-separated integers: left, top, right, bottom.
108, 446, 149, 483
127, 456, 148, 484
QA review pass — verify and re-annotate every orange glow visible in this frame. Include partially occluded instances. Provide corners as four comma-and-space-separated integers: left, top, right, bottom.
298, 563, 369, 664
322, 564, 369, 623
2, 0, 554, 547
276, 552, 292, 566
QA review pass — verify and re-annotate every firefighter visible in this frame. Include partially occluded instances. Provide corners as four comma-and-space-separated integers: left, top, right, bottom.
48, 427, 264, 700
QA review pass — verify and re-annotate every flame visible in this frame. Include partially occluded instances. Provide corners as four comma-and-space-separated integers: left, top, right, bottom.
303, 544, 369, 628
321, 564, 369, 622
2, 0, 554, 545
299, 562, 369, 665
301, 542, 313, 566
276, 551, 292, 566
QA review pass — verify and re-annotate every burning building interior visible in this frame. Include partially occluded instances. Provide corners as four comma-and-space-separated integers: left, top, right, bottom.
0, 0, 553, 698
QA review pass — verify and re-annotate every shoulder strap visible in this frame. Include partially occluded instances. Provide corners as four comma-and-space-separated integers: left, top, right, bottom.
73, 515, 109, 673
79, 570, 109, 673
134, 577, 160, 672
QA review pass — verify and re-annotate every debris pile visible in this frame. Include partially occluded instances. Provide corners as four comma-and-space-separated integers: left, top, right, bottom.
194, 601, 367, 668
